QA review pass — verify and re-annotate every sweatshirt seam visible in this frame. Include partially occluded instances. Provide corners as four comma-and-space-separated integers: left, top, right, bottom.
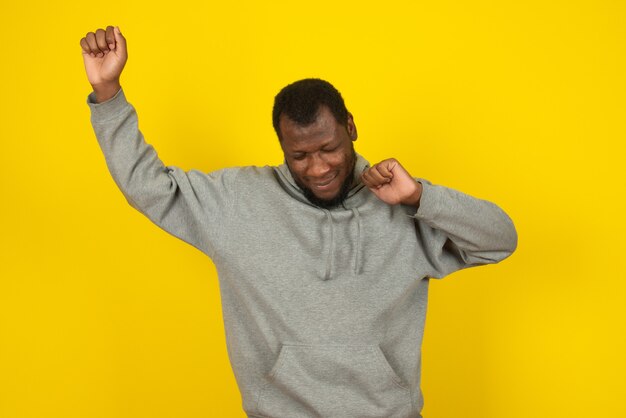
87, 87, 126, 115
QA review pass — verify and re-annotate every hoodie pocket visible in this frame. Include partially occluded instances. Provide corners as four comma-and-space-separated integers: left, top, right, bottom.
256, 343, 412, 418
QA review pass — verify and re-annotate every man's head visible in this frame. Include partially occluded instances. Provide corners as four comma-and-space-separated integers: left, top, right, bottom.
273, 78, 358, 208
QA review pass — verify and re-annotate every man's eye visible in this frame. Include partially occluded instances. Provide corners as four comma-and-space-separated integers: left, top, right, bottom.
323, 146, 339, 153
293, 155, 306, 161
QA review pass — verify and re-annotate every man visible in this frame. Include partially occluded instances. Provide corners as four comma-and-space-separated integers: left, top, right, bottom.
81, 26, 517, 418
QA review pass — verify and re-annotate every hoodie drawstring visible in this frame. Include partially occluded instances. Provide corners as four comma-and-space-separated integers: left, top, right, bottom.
322, 208, 363, 280
351, 208, 362, 275
323, 210, 335, 281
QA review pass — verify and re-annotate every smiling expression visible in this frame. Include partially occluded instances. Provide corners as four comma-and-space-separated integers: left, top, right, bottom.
279, 105, 358, 208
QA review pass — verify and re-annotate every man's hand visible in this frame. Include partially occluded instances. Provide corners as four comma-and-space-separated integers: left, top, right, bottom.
361, 158, 423, 207
80, 26, 127, 102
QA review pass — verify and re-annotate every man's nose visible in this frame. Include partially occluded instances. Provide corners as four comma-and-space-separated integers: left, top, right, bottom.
307, 153, 331, 178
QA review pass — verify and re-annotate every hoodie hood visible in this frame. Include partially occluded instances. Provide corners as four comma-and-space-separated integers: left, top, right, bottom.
273, 153, 371, 280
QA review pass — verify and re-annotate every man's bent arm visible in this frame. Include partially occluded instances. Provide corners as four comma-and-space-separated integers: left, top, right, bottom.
411, 178, 518, 279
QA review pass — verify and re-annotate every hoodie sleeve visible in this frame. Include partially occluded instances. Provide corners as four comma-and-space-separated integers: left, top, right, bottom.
412, 178, 518, 279
86, 87, 236, 258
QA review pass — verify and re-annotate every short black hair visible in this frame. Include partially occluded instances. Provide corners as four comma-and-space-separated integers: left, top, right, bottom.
272, 78, 349, 140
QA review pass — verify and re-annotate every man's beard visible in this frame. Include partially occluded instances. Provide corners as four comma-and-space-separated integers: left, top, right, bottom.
290, 148, 357, 209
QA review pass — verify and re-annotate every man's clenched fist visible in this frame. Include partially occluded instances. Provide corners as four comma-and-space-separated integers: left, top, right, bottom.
80, 25, 127, 102
361, 158, 423, 207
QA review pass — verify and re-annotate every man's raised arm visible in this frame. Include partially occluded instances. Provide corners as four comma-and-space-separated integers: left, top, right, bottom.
81, 26, 237, 258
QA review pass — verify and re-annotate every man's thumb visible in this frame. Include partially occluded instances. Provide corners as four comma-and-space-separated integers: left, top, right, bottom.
113, 26, 126, 52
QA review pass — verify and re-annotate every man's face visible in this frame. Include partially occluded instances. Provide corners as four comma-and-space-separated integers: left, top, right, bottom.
279, 106, 358, 208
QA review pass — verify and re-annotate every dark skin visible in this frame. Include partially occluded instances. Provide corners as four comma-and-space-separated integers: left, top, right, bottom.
279, 107, 422, 208
361, 157, 423, 208
80, 25, 125, 103
279, 107, 358, 204
80, 25, 423, 208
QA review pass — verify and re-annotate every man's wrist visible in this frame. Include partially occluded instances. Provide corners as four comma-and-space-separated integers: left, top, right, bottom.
403, 181, 423, 208
92, 81, 121, 103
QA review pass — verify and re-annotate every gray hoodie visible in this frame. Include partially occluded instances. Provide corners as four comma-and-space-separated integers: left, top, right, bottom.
87, 87, 517, 418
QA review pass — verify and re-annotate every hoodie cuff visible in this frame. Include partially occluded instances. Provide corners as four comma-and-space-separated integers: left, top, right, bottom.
86, 87, 128, 123
412, 178, 441, 221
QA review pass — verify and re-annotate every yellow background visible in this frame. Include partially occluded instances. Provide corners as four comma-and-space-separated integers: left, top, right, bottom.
1, 0, 625, 417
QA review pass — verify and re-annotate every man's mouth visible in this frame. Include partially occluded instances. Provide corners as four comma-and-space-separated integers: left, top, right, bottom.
311, 173, 338, 190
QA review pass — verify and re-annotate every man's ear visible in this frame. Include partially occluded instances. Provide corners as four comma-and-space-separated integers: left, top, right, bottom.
347, 112, 358, 141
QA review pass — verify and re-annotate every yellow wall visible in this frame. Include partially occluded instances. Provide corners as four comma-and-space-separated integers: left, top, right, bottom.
1, 1, 624, 417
